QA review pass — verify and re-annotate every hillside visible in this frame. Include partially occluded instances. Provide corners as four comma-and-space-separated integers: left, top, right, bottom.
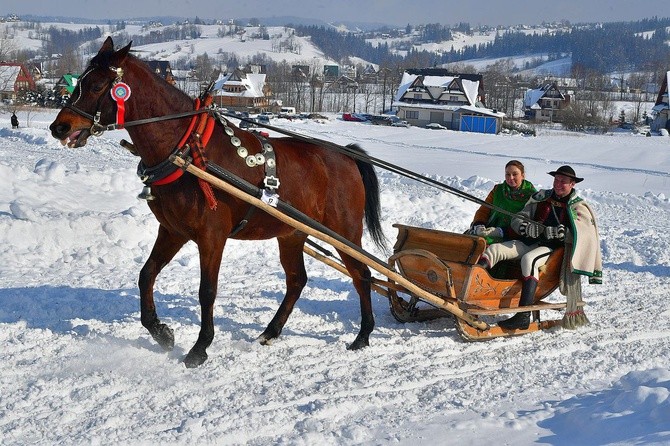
3, 17, 669, 78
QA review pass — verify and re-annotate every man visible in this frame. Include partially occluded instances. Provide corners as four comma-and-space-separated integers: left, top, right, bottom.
11, 112, 19, 129
478, 165, 602, 330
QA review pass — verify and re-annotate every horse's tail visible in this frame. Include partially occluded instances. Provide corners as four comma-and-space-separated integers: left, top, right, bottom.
348, 143, 387, 251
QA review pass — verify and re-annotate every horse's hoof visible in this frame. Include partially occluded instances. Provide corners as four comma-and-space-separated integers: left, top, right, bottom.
183, 349, 208, 368
347, 336, 370, 351
150, 323, 175, 351
256, 333, 274, 346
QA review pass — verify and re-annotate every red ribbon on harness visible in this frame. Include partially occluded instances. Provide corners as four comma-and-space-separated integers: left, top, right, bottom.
110, 82, 131, 128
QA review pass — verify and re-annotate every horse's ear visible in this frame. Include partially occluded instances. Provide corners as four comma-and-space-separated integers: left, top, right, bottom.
99, 36, 114, 55
115, 41, 133, 60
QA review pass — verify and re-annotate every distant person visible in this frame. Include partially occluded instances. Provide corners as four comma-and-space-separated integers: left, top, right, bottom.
11, 112, 19, 129
467, 160, 536, 245
478, 165, 602, 330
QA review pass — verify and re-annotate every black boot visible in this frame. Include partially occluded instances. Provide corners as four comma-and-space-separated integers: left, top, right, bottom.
498, 278, 538, 330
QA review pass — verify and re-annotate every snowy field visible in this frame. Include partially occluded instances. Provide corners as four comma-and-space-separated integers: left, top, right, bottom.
1, 109, 669, 445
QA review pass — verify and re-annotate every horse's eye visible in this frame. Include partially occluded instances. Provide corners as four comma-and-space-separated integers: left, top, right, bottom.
90, 80, 107, 94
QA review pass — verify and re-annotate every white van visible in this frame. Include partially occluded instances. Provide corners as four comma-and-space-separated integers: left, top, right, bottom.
279, 107, 296, 117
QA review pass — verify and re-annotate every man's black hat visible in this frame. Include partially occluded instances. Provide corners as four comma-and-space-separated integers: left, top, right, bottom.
548, 165, 583, 183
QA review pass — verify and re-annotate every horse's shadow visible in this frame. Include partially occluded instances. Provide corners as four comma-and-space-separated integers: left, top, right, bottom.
0, 275, 408, 349
0, 285, 200, 334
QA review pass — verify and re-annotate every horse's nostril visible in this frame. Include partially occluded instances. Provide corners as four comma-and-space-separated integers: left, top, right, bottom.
50, 122, 70, 139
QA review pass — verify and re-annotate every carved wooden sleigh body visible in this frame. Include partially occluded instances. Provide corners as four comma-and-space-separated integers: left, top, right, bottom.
386, 224, 576, 340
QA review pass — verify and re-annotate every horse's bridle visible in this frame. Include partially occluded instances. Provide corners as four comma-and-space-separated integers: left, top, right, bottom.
64, 65, 209, 137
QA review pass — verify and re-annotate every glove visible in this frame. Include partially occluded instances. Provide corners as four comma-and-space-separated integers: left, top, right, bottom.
544, 224, 566, 241
518, 221, 543, 239
475, 226, 504, 238
466, 224, 485, 235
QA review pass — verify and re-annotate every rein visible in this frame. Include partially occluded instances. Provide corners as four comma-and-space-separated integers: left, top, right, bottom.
220, 112, 542, 227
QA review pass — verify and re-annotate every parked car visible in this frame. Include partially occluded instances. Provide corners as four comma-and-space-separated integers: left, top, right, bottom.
342, 113, 370, 122
239, 118, 258, 129
256, 114, 270, 125
426, 123, 447, 130
386, 116, 410, 127
369, 115, 392, 126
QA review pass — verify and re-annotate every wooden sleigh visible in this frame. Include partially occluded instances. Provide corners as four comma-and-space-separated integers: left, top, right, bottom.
386, 224, 575, 340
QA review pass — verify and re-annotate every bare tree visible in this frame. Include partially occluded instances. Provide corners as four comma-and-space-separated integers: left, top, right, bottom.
0, 29, 18, 61
627, 72, 650, 123
54, 47, 84, 78
484, 59, 517, 116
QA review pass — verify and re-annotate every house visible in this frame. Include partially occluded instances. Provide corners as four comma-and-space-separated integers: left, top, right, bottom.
211, 69, 271, 111
651, 71, 669, 133
0, 63, 37, 102
523, 81, 570, 122
393, 68, 504, 133
54, 73, 80, 97
145, 60, 176, 85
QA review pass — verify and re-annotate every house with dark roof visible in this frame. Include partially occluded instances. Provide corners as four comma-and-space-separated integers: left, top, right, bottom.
145, 60, 176, 85
0, 63, 37, 102
523, 82, 570, 122
392, 68, 504, 133
651, 71, 669, 133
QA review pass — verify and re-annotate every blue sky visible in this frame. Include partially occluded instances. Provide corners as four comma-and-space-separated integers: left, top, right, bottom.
8, 0, 670, 26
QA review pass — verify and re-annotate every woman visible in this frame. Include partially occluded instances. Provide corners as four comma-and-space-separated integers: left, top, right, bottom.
469, 160, 536, 244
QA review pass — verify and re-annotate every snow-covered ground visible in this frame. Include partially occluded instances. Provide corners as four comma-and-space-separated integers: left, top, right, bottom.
1, 109, 669, 445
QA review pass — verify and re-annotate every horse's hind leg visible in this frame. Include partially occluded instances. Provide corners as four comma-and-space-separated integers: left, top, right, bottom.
338, 251, 375, 350
139, 225, 188, 352
258, 234, 308, 345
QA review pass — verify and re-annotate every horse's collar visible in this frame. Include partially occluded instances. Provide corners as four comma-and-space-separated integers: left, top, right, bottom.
136, 97, 219, 211
137, 146, 190, 186
136, 98, 205, 187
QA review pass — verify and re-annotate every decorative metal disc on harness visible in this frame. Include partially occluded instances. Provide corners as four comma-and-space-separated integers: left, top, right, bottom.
216, 113, 280, 194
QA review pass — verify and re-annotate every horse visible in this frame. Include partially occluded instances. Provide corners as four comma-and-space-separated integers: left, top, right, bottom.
49, 37, 385, 367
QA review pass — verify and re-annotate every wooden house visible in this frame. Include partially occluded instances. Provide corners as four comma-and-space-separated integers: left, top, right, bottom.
393, 68, 503, 133
523, 82, 570, 122
145, 60, 176, 85
651, 71, 669, 133
0, 63, 37, 102
211, 69, 271, 111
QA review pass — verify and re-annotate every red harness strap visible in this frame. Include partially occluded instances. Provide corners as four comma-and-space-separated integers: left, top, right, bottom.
152, 98, 201, 187
188, 95, 218, 210
152, 96, 218, 211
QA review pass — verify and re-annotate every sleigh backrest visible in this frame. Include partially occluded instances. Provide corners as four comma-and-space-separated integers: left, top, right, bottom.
392, 224, 486, 265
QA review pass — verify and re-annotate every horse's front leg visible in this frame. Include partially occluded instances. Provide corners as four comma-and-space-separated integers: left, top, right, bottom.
183, 237, 226, 368
139, 226, 188, 352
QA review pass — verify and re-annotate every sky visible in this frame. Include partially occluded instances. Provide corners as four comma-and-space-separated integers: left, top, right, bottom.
5, 0, 670, 27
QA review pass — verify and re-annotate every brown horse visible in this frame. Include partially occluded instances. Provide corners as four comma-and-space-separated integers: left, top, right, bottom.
50, 37, 385, 367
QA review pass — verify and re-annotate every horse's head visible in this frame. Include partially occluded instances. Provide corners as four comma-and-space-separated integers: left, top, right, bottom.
50, 37, 132, 148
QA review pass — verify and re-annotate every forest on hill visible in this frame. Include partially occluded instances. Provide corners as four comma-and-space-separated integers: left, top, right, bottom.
17, 16, 670, 77
294, 17, 670, 74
